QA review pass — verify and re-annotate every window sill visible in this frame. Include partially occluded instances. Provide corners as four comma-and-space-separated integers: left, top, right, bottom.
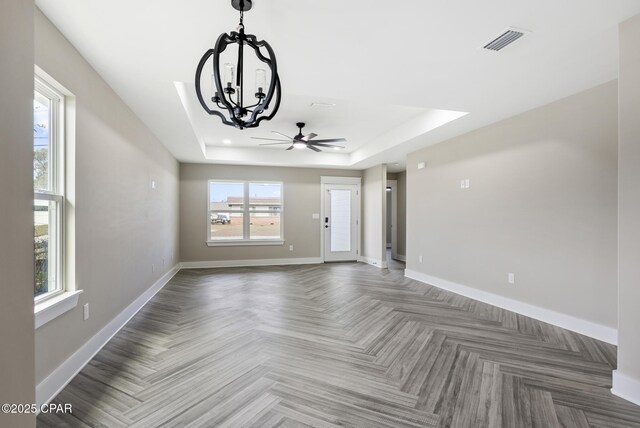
207, 240, 285, 247
35, 290, 83, 329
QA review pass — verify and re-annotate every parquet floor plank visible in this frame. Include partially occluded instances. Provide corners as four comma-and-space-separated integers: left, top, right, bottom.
37, 262, 640, 427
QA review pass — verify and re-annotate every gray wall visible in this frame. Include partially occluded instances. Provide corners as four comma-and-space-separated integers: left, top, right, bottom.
180, 163, 361, 262
618, 14, 640, 383
362, 165, 387, 264
34, 9, 180, 383
406, 81, 618, 328
397, 171, 407, 258
0, 0, 36, 426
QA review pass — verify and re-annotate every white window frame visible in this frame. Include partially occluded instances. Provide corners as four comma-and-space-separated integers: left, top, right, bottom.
34, 76, 65, 303
207, 180, 284, 246
33, 70, 82, 328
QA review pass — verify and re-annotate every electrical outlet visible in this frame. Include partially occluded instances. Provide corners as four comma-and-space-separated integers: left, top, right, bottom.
419, 255, 423, 263
289, 245, 293, 251
508, 273, 515, 285
83, 303, 89, 321
152, 264, 155, 273
162, 258, 166, 267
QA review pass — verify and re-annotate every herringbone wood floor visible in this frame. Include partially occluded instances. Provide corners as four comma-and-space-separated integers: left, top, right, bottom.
38, 262, 640, 427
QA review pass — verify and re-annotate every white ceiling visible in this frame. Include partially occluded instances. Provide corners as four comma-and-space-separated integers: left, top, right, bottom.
36, 0, 640, 172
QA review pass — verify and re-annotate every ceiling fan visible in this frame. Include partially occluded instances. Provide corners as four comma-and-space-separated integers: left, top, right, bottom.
251, 122, 346, 152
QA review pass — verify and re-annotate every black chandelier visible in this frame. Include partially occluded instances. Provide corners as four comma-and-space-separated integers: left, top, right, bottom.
195, 0, 281, 130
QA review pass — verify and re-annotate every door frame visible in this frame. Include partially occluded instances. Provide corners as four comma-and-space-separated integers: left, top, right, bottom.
387, 179, 398, 260
320, 176, 362, 263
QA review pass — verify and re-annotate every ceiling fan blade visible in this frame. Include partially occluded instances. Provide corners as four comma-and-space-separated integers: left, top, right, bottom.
286, 145, 294, 151
272, 131, 293, 140
251, 137, 291, 142
259, 142, 294, 146
306, 138, 346, 144
302, 133, 318, 141
307, 145, 322, 152
311, 143, 345, 148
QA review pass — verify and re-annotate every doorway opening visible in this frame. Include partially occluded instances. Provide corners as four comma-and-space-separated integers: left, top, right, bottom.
386, 179, 398, 261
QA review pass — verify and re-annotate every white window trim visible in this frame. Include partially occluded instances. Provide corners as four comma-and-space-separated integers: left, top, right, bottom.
206, 240, 285, 247
35, 290, 83, 329
207, 180, 284, 246
34, 69, 80, 327
34, 75, 66, 303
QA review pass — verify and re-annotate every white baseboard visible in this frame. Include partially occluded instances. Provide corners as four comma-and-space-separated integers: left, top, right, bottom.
358, 256, 388, 269
612, 370, 640, 406
405, 270, 618, 345
395, 254, 407, 262
36, 264, 181, 409
181, 257, 323, 269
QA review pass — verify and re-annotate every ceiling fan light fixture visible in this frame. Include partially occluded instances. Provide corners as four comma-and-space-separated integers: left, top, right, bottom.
195, 0, 281, 130
253, 122, 347, 152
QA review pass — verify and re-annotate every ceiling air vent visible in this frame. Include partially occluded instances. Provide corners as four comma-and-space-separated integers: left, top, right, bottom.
483, 27, 529, 51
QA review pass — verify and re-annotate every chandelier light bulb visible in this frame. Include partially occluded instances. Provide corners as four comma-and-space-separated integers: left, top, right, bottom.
255, 69, 266, 97
224, 63, 235, 90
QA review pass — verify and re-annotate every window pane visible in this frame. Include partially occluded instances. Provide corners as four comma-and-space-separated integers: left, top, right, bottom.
210, 212, 243, 240
210, 182, 244, 211
331, 190, 351, 252
34, 199, 60, 297
33, 95, 51, 193
249, 183, 282, 212
250, 213, 281, 239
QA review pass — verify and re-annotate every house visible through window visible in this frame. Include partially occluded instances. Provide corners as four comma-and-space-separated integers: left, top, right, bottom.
34, 76, 64, 300
208, 181, 283, 243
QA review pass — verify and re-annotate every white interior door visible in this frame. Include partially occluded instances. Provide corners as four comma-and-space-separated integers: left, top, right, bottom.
323, 184, 360, 262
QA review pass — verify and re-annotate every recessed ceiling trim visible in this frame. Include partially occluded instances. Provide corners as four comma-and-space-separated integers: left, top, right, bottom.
483, 27, 530, 51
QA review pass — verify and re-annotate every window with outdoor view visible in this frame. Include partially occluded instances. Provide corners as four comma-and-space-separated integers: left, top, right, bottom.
208, 181, 283, 243
34, 76, 64, 300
